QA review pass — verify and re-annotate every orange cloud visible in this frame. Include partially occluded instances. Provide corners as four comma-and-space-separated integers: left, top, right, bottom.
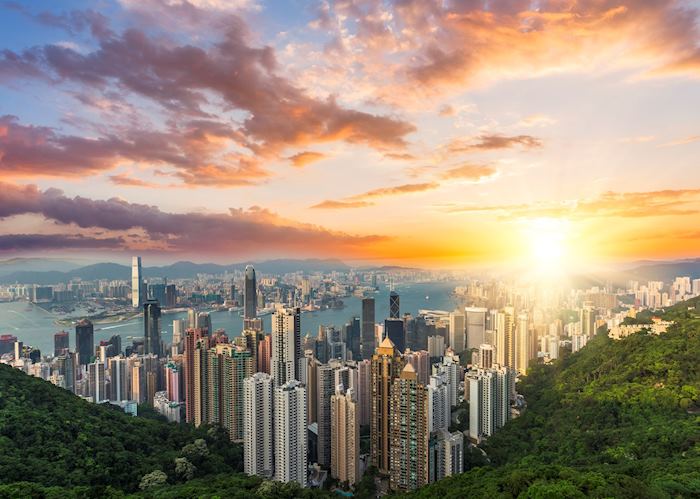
288, 151, 327, 167
109, 173, 158, 187
310, 200, 374, 210
440, 163, 497, 181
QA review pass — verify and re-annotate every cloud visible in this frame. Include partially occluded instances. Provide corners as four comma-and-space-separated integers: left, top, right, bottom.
660, 135, 700, 147
310, 200, 374, 210
440, 163, 497, 182
0, 182, 387, 255
109, 173, 159, 187
441, 189, 700, 220
383, 152, 418, 161
447, 134, 542, 153
350, 182, 439, 200
0, 14, 415, 170
0, 234, 125, 252
288, 151, 327, 168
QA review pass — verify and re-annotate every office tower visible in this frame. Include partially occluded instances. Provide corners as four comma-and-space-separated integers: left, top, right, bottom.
384, 318, 405, 353
356, 359, 371, 426
184, 328, 207, 423
479, 344, 494, 369
331, 386, 360, 485
580, 304, 596, 337
430, 430, 464, 481
144, 299, 161, 357
404, 349, 430, 385
75, 319, 94, 366
165, 283, 177, 307
273, 380, 308, 486
87, 361, 106, 403
360, 297, 375, 359
172, 319, 184, 349
108, 355, 129, 402
197, 312, 212, 334
427, 373, 450, 432
53, 331, 69, 356
427, 335, 445, 359
317, 360, 342, 468
516, 313, 529, 375
187, 308, 197, 329
148, 283, 166, 306
345, 317, 361, 360
465, 307, 487, 351
389, 364, 429, 491
304, 354, 320, 424
244, 265, 257, 321
271, 307, 301, 386
257, 334, 271, 374
495, 307, 515, 369
448, 310, 465, 352
165, 361, 181, 402
131, 256, 143, 308
370, 337, 404, 474
243, 373, 274, 478
12, 340, 23, 361
389, 290, 400, 319
54, 353, 76, 393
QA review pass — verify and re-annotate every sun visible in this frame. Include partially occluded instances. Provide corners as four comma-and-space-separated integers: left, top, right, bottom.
522, 218, 571, 277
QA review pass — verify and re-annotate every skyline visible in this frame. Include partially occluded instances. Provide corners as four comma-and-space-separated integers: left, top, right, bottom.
2, 1, 700, 268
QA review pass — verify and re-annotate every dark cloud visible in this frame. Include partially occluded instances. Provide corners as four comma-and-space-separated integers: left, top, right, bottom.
0, 182, 387, 255
0, 234, 125, 251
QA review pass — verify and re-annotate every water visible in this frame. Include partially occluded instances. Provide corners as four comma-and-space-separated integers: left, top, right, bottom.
0, 281, 462, 354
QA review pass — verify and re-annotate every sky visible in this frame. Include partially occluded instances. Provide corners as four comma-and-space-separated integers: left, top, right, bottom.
1, 0, 700, 269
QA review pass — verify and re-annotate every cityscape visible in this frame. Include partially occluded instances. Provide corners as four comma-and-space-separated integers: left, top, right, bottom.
1, 0, 699, 498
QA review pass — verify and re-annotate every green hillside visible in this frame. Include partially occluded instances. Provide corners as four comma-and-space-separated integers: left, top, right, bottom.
0, 364, 243, 496
411, 300, 700, 498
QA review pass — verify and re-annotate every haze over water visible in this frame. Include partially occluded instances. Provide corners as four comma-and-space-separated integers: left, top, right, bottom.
0, 281, 460, 354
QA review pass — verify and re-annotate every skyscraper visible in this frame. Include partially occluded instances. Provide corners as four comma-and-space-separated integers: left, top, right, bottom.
465, 307, 487, 351
370, 337, 404, 474
243, 372, 274, 478
131, 256, 143, 308
109, 355, 129, 402
515, 313, 530, 375
53, 331, 69, 357
468, 366, 512, 443
273, 380, 307, 486
448, 310, 465, 353
143, 299, 161, 357
87, 361, 106, 403
271, 307, 301, 386
479, 343, 494, 369
495, 307, 516, 370
427, 373, 450, 432
389, 363, 429, 491
389, 290, 400, 319
184, 328, 208, 424
384, 318, 405, 354
244, 265, 257, 321
317, 360, 342, 468
331, 386, 360, 486
75, 319, 94, 366
361, 297, 375, 359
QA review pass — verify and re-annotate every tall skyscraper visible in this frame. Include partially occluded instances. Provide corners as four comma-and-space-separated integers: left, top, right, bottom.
448, 310, 465, 353
331, 386, 360, 485
271, 307, 301, 386
479, 343, 494, 369
317, 363, 336, 468
75, 319, 94, 366
356, 359, 371, 427
580, 304, 596, 337
131, 256, 143, 308
495, 307, 516, 370
257, 334, 271, 374
468, 366, 512, 443
427, 373, 450, 432
360, 297, 375, 359
87, 361, 106, 403
465, 307, 487, 351
244, 265, 257, 321
53, 331, 69, 357
389, 363, 429, 491
389, 290, 400, 319
243, 372, 274, 478
143, 299, 161, 357
184, 328, 208, 424
273, 380, 307, 486
108, 355, 129, 402
370, 337, 404, 474
384, 318, 405, 354
515, 313, 530, 375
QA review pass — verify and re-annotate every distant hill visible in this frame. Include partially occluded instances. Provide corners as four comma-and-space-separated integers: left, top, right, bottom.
0, 258, 350, 284
618, 258, 700, 282
0, 258, 86, 277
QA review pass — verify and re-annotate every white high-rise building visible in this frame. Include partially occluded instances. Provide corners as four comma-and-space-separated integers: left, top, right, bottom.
330, 386, 360, 485
432, 429, 464, 480
271, 307, 301, 386
468, 366, 512, 443
243, 373, 274, 479
465, 307, 487, 351
433, 351, 460, 407
479, 344, 494, 369
427, 373, 450, 432
274, 379, 307, 486
131, 256, 143, 308
448, 310, 465, 352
